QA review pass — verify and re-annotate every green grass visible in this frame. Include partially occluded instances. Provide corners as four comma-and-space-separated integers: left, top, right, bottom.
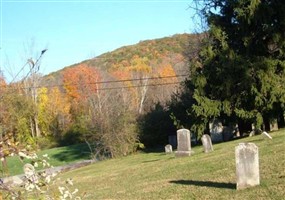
58, 129, 285, 200
1, 143, 91, 177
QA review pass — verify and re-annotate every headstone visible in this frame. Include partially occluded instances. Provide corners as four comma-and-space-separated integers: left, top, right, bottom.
270, 119, 278, 131
175, 129, 191, 157
168, 135, 177, 148
235, 143, 260, 190
209, 119, 223, 143
222, 126, 234, 141
201, 134, 213, 153
262, 131, 272, 139
165, 144, 173, 154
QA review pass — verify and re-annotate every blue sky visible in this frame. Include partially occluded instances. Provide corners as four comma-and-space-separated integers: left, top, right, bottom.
1, 0, 198, 82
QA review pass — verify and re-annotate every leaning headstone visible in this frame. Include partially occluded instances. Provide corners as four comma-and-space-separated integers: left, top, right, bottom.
201, 134, 213, 153
165, 144, 173, 154
235, 143, 260, 190
175, 129, 191, 157
209, 119, 223, 143
262, 131, 272, 139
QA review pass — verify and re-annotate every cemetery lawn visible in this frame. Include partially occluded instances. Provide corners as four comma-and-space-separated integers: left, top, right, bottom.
60, 129, 285, 200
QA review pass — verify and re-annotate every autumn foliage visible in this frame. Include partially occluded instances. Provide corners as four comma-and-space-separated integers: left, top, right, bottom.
63, 64, 100, 101
0, 33, 195, 157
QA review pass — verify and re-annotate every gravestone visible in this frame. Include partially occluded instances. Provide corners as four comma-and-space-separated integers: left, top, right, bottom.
262, 131, 272, 139
175, 129, 191, 157
235, 143, 260, 190
168, 135, 177, 148
270, 119, 278, 131
222, 126, 234, 141
165, 144, 173, 154
209, 119, 223, 143
201, 134, 213, 153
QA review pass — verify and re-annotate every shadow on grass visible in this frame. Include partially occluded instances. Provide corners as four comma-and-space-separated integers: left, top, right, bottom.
142, 159, 160, 163
170, 179, 236, 190
51, 143, 91, 162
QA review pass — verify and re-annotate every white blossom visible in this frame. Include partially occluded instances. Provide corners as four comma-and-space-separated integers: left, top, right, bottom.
42, 154, 49, 158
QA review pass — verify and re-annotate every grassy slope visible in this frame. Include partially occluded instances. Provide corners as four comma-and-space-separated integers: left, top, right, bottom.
60, 129, 285, 200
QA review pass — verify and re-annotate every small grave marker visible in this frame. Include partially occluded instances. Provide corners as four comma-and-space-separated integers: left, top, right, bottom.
201, 134, 213, 153
165, 144, 173, 154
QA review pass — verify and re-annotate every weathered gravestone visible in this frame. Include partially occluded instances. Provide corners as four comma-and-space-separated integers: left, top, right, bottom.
201, 134, 213, 153
209, 119, 223, 143
235, 143, 260, 190
165, 144, 173, 154
175, 129, 191, 157
270, 119, 279, 131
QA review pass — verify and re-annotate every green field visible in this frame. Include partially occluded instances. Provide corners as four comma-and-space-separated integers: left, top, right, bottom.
1, 143, 91, 177
59, 129, 285, 200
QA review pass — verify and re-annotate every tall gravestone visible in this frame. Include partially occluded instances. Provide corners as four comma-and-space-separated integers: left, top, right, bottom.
201, 134, 213, 153
175, 129, 191, 157
235, 143, 260, 190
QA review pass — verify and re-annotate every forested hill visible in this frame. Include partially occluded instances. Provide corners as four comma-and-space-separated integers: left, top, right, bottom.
43, 33, 201, 87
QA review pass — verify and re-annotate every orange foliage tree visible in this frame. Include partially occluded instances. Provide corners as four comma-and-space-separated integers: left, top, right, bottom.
63, 64, 100, 101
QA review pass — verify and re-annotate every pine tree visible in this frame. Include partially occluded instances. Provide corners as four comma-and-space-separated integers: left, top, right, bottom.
189, 0, 285, 132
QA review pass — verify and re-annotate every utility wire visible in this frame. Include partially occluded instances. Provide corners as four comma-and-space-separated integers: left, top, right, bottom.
9, 61, 29, 84
75, 81, 182, 91
42, 74, 187, 89
2, 74, 187, 92
1, 81, 183, 99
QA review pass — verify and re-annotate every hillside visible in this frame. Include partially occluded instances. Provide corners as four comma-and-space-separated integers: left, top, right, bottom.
43, 33, 201, 89
59, 129, 285, 200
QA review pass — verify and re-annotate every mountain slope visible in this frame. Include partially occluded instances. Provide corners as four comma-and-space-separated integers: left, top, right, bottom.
43, 33, 201, 87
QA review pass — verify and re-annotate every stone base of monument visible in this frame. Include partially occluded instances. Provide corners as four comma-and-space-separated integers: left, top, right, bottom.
175, 151, 191, 157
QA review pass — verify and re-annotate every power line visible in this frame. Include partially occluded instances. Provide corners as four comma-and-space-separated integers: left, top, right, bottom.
13, 74, 188, 90
91, 81, 182, 91
1, 81, 183, 98
45, 73, 187, 88
0, 74, 187, 97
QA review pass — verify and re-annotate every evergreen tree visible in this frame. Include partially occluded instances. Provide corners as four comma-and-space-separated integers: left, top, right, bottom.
189, 0, 285, 133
